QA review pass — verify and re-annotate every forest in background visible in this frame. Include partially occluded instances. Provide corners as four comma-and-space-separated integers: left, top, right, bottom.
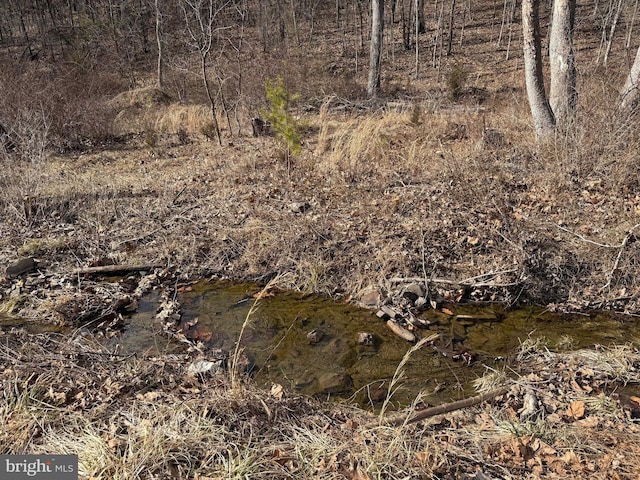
0, 0, 638, 151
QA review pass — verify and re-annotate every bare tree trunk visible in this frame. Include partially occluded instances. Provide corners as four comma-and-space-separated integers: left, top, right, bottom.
447, 0, 456, 55
259, 0, 268, 52
181, 0, 222, 145
433, 0, 444, 68
415, 0, 420, 75
155, 0, 164, 88
290, 0, 300, 45
402, 0, 413, 50
549, 0, 576, 127
626, 0, 638, 49
619, 44, 640, 115
368, 0, 384, 97
401, 0, 411, 50
505, 0, 516, 60
522, 0, 555, 138
417, 0, 425, 32
201, 55, 222, 145
459, 0, 468, 47
16, 1, 34, 60
498, 0, 508, 45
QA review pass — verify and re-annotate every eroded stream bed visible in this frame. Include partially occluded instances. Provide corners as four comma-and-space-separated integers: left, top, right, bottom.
4, 279, 639, 409
117, 281, 640, 408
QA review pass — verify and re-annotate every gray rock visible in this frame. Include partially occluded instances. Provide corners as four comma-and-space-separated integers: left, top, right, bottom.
307, 329, 324, 344
376, 305, 400, 319
317, 372, 354, 394
187, 359, 223, 376
414, 296, 428, 310
402, 282, 425, 302
6, 257, 37, 278
359, 288, 382, 308
289, 201, 310, 213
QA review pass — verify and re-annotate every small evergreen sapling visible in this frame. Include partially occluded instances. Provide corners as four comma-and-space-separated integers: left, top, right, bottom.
262, 77, 301, 158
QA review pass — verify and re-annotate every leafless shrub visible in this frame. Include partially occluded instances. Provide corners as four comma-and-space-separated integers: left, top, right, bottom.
0, 61, 123, 154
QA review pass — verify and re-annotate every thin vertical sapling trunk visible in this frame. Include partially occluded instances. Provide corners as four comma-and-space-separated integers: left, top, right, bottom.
181, 0, 224, 145
155, 0, 164, 88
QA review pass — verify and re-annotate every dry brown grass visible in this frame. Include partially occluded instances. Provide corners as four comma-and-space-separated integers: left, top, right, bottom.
1, 329, 640, 479
2, 83, 640, 317
2, 1, 640, 478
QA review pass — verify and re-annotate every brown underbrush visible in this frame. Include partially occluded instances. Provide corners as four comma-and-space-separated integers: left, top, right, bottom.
1, 1, 640, 477
1, 80, 640, 321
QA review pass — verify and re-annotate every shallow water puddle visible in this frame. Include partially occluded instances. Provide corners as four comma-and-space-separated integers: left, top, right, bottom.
169, 281, 640, 407
4, 281, 639, 408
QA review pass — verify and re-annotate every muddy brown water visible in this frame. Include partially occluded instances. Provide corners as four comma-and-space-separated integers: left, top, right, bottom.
143, 281, 640, 407
3, 281, 640, 408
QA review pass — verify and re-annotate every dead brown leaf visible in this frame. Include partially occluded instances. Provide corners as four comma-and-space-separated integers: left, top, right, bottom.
530, 438, 556, 456
565, 400, 585, 420
252, 290, 275, 299
561, 450, 580, 465
574, 416, 599, 429
46, 386, 68, 405
136, 391, 161, 402
270, 383, 284, 399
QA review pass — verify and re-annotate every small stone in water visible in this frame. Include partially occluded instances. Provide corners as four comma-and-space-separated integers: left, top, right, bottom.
359, 288, 382, 307
414, 296, 428, 310
317, 372, 354, 394
357, 332, 374, 345
377, 305, 400, 319
307, 329, 324, 344
402, 282, 425, 302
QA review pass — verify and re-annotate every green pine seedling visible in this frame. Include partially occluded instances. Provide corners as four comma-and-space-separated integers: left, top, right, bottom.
262, 77, 302, 158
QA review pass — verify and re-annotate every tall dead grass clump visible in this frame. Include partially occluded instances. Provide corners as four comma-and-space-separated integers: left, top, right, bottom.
157, 104, 210, 137
314, 97, 333, 155
321, 112, 414, 182
379, 334, 438, 422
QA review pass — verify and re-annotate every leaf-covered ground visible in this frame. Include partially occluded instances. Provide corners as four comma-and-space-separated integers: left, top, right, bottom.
1, 328, 639, 479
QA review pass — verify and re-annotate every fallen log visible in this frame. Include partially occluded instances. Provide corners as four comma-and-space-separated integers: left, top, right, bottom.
373, 386, 509, 427
73, 263, 163, 275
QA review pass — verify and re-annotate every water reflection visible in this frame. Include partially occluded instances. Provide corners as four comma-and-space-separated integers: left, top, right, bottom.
173, 281, 640, 407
